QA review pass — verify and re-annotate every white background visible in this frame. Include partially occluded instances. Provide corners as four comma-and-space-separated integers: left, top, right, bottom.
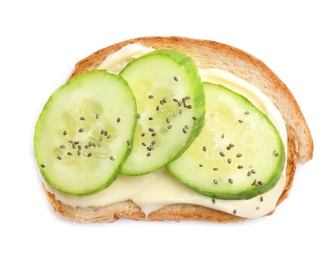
1, 0, 332, 259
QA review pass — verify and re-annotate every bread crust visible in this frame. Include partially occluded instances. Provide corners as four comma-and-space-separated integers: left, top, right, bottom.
44, 36, 313, 223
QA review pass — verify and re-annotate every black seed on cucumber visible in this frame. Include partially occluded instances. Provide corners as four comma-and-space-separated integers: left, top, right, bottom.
273, 150, 280, 157
166, 82, 285, 200
34, 70, 137, 195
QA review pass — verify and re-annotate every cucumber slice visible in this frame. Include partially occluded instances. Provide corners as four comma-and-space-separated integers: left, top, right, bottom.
34, 70, 137, 195
166, 82, 285, 200
120, 50, 205, 175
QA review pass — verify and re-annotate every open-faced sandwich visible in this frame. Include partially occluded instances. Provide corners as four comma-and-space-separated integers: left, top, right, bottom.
34, 36, 313, 223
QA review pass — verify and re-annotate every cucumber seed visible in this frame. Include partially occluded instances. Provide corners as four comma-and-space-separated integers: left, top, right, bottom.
57, 155, 62, 160
213, 179, 218, 185
117, 117, 121, 123
203, 146, 207, 152
173, 76, 180, 81
80, 116, 85, 121
109, 156, 115, 161
63, 130, 68, 136
78, 128, 84, 133
40, 164, 46, 168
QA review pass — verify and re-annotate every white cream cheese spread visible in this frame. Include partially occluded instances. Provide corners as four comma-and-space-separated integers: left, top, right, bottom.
43, 44, 287, 219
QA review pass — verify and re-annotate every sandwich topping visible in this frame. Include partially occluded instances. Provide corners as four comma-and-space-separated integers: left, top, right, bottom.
37, 44, 287, 219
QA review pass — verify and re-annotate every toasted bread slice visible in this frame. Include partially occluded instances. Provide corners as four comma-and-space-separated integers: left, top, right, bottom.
43, 36, 313, 223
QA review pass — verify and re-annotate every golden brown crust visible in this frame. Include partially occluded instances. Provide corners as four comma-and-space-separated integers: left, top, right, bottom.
44, 36, 313, 223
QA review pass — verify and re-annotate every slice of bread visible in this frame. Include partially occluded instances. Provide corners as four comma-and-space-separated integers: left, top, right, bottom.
43, 36, 313, 223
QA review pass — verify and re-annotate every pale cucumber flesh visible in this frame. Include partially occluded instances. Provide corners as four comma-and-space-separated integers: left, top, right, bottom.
166, 82, 285, 200
120, 50, 205, 176
34, 70, 137, 195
